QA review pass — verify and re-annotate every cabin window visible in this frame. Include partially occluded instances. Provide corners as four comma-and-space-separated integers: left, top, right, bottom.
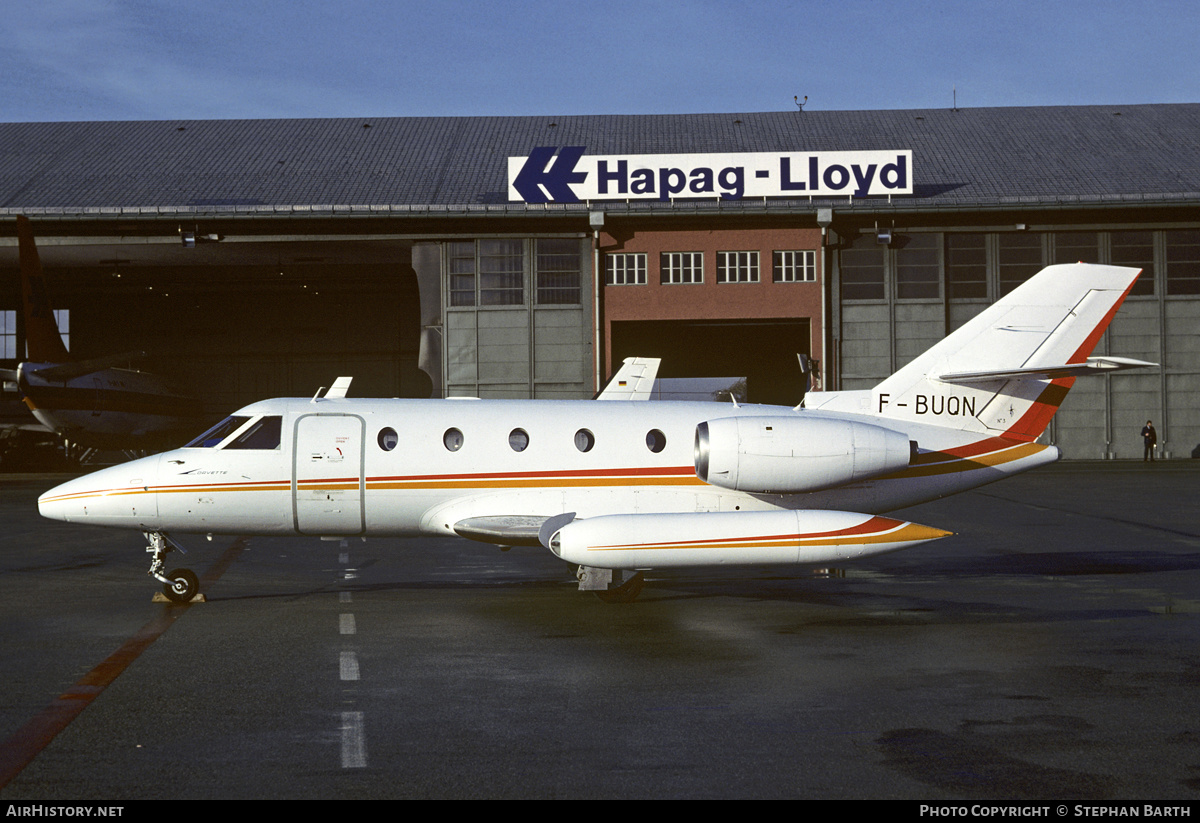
185, 416, 250, 448
509, 428, 529, 452
574, 428, 595, 452
378, 427, 398, 451
443, 428, 464, 452
226, 416, 282, 450
646, 429, 667, 453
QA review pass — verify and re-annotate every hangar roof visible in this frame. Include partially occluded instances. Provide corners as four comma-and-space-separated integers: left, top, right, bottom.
2, 103, 1199, 219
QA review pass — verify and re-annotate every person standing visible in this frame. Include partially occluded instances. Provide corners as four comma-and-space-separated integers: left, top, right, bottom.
1142, 420, 1158, 461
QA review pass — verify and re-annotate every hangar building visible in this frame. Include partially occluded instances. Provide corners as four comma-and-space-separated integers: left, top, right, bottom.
1, 103, 1198, 459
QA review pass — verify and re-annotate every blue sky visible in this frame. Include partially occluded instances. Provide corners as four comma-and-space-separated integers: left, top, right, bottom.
3, 0, 1198, 122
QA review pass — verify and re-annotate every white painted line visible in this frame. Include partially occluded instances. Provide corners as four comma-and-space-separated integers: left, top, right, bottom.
340, 651, 360, 681
339, 613, 356, 635
340, 591, 352, 603
341, 711, 367, 769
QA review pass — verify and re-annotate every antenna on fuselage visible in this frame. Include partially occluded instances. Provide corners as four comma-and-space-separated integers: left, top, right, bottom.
312, 376, 354, 402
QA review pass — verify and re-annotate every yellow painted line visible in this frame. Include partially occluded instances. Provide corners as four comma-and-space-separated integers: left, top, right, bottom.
883, 443, 1048, 479
585, 522, 953, 553
367, 476, 706, 490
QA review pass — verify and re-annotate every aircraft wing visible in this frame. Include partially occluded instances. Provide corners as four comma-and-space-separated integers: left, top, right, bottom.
597, 357, 660, 400
939, 356, 1158, 384
24, 351, 149, 383
452, 515, 551, 547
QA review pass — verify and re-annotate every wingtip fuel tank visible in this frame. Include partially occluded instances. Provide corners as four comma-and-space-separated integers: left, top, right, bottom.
544, 509, 951, 570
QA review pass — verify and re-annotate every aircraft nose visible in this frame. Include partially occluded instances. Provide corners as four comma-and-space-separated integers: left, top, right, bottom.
38, 456, 161, 526
38, 475, 90, 523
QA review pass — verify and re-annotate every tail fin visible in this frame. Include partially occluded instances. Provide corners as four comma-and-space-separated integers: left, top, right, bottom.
597, 357, 661, 400
17, 216, 71, 363
872, 263, 1145, 442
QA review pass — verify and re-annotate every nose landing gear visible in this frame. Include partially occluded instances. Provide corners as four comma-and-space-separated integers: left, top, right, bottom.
145, 531, 198, 604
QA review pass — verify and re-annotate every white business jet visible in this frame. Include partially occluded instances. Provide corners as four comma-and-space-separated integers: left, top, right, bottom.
38, 263, 1154, 603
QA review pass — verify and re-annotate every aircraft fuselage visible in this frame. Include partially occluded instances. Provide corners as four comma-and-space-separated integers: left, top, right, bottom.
37, 396, 1056, 539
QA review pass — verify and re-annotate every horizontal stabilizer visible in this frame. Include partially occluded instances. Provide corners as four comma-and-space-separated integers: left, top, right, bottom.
940, 356, 1158, 384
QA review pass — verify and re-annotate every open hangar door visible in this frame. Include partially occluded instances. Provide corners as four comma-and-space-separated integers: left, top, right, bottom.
2, 235, 428, 425
609, 319, 811, 406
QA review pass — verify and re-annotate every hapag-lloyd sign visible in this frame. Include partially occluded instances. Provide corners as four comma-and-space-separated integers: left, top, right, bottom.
507, 146, 912, 204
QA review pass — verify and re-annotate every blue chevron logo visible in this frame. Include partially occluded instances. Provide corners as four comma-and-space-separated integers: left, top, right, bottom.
511, 146, 588, 203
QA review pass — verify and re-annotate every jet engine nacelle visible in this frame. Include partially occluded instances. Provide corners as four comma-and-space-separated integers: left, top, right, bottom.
695, 416, 914, 494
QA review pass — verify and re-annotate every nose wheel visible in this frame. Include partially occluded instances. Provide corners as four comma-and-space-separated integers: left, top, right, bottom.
145, 531, 198, 604
162, 568, 199, 604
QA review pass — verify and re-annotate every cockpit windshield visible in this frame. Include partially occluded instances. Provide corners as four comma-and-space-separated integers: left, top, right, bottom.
226, 416, 282, 450
185, 416, 250, 448
184, 415, 283, 449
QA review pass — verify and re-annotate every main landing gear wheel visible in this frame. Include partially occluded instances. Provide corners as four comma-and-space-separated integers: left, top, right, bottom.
594, 571, 645, 604
163, 568, 199, 604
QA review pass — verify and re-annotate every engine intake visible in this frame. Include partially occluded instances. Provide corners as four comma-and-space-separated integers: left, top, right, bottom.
695, 415, 914, 494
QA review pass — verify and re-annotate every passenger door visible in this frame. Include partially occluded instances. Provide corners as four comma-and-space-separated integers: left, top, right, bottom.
293, 413, 365, 535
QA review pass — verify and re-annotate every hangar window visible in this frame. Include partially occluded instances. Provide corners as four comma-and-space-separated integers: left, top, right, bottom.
773, 251, 816, 283
479, 239, 526, 306
186, 416, 251, 448
840, 236, 885, 300
646, 429, 667, 453
1, 310, 14, 360
1111, 231, 1155, 296
1165, 230, 1200, 296
227, 416, 282, 450
661, 252, 703, 284
448, 242, 477, 307
606, 253, 647, 285
717, 251, 760, 283
946, 234, 988, 299
997, 233, 1044, 296
536, 239, 581, 304
1053, 232, 1101, 265
895, 234, 940, 299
